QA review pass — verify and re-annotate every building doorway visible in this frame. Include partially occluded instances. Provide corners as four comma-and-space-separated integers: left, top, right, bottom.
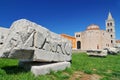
77, 41, 81, 49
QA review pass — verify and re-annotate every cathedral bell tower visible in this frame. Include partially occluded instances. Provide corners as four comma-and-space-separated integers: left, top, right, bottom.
106, 12, 116, 47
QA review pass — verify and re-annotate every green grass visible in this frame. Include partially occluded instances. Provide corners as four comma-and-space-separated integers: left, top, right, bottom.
0, 53, 120, 80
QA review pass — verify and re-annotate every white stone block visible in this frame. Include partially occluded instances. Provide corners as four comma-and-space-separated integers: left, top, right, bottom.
33, 49, 71, 62
0, 19, 72, 62
31, 62, 70, 76
0, 27, 9, 48
34, 31, 45, 49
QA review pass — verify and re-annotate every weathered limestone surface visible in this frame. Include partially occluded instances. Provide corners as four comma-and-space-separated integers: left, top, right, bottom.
87, 50, 108, 57
19, 61, 70, 76
0, 27, 9, 56
0, 27, 9, 47
0, 19, 72, 62
31, 62, 70, 76
107, 47, 119, 55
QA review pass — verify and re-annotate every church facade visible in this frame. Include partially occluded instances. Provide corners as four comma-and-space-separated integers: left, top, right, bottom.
61, 12, 116, 50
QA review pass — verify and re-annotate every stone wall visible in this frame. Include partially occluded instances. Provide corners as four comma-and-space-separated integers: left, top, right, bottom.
75, 29, 112, 50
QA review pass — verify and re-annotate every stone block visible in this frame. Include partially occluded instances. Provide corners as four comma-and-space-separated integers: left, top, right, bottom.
0, 19, 72, 62
87, 50, 107, 57
19, 61, 70, 76
34, 31, 45, 49
33, 49, 71, 62
0, 19, 72, 76
0, 27, 9, 48
107, 47, 118, 55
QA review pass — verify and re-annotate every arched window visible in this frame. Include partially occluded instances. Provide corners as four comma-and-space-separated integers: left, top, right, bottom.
110, 23, 112, 26
107, 23, 109, 26
111, 29, 112, 32
77, 41, 81, 49
76, 35, 78, 37
111, 40, 113, 43
111, 35, 113, 38
108, 29, 109, 32
76, 34, 80, 37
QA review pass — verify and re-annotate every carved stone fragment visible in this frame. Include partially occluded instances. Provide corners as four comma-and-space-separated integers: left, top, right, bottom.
0, 19, 72, 62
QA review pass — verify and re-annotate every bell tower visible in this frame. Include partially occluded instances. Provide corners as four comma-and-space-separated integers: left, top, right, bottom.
106, 12, 116, 47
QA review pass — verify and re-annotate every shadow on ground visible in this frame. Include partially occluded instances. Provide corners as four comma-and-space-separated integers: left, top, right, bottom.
1, 66, 28, 74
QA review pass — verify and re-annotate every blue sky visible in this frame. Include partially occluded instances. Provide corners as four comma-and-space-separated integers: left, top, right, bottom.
0, 0, 120, 39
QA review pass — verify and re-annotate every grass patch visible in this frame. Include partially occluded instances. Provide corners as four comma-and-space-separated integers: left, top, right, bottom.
0, 53, 120, 80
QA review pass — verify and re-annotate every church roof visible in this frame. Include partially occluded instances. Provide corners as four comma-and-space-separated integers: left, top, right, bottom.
87, 24, 100, 30
61, 34, 75, 39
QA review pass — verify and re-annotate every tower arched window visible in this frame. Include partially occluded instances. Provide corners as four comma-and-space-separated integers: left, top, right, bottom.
111, 29, 112, 32
76, 35, 78, 37
111, 40, 113, 43
107, 23, 109, 26
108, 29, 109, 32
111, 35, 113, 38
76, 34, 80, 37
110, 23, 112, 26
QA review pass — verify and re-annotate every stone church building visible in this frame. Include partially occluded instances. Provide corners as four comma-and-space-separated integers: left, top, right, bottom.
61, 12, 116, 50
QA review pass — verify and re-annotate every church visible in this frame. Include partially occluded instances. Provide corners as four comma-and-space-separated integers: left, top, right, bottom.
61, 12, 116, 50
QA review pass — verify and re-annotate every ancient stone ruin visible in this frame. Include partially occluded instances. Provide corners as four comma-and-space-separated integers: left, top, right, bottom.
0, 19, 72, 76
86, 50, 108, 57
